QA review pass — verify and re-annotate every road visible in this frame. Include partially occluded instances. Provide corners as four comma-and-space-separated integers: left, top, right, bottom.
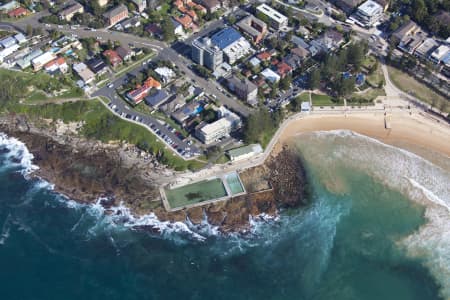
92, 65, 200, 160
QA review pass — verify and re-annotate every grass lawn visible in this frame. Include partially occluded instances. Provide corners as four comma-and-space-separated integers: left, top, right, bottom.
0, 69, 83, 102
362, 55, 377, 69
165, 178, 228, 208
349, 88, 385, 105
388, 66, 449, 113
298, 92, 344, 106
3, 99, 205, 171
366, 63, 385, 88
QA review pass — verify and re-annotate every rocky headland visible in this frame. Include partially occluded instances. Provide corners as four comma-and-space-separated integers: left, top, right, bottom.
0, 114, 309, 233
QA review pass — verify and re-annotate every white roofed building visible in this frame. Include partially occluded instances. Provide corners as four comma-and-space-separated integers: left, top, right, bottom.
195, 106, 241, 144
155, 67, 175, 83
354, 0, 383, 27
430, 45, 450, 65
256, 4, 288, 29
32, 52, 56, 71
261, 68, 280, 83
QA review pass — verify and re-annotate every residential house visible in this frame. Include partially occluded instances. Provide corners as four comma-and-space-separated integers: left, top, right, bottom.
145, 90, 169, 108
226, 75, 258, 106
430, 45, 450, 65
155, 67, 175, 83
256, 4, 288, 29
16, 49, 43, 69
145, 23, 163, 39
44, 57, 68, 74
13, 33, 26, 44
195, 0, 220, 13
7, 6, 28, 18
0, 36, 17, 48
257, 51, 274, 61
236, 15, 267, 44
171, 18, 184, 35
126, 77, 161, 104
131, 0, 147, 12
171, 101, 203, 125
414, 38, 439, 59
291, 35, 310, 49
391, 20, 428, 55
0, 1, 19, 13
310, 29, 344, 53
86, 57, 108, 74
32, 51, 56, 71
103, 4, 128, 27
58, 3, 84, 21
120, 16, 141, 29
276, 61, 292, 78
291, 47, 310, 60
0, 44, 19, 63
261, 68, 280, 83
392, 21, 427, 54
116, 45, 134, 61
249, 56, 261, 68
174, 14, 194, 30
283, 53, 302, 70
103, 49, 122, 68
334, 0, 364, 15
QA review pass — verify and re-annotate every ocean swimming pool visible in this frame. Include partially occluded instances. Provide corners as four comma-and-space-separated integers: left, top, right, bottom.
165, 178, 227, 209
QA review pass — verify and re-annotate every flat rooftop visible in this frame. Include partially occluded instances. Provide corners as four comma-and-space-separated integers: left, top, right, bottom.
256, 4, 288, 23
357, 0, 382, 16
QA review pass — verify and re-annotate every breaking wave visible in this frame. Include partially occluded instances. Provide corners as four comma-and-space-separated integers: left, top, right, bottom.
296, 130, 450, 299
0, 132, 38, 176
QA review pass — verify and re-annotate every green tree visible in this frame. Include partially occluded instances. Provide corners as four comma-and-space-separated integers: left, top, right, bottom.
161, 17, 175, 42
279, 75, 292, 91
308, 69, 321, 90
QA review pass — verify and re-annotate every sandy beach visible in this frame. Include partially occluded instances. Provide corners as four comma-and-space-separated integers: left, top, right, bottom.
278, 112, 450, 169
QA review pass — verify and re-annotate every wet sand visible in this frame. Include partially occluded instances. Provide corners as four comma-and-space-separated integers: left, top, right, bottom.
278, 113, 450, 169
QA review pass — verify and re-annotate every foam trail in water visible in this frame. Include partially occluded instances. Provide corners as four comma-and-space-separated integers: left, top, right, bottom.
0, 214, 12, 245
296, 130, 450, 299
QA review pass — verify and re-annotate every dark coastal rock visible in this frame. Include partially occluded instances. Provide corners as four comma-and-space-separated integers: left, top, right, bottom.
187, 206, 204, 224
0, 115, 309, 233
266, 146, 309, 207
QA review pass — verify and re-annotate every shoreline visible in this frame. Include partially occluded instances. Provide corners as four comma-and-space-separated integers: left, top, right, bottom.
276, 112, 450, 170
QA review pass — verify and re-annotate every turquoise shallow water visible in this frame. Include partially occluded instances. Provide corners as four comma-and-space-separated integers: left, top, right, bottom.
0, 131, 447, 300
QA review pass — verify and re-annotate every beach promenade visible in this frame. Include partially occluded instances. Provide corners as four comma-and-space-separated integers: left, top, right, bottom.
160, 64, 450, 208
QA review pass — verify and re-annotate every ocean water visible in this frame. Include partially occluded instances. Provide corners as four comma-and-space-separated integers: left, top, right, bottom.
0, 131, 448, 300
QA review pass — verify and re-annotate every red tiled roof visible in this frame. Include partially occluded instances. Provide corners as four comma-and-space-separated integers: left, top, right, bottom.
143, 77, 161, 89
103, 50, 122, 66
175, 15, 193, 29
257, 52, 271, 60
8, 7, 28, 17
44, 57, 66, 69
277, 62, 292, 76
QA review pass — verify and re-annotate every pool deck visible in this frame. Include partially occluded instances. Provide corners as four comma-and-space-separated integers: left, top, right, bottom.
161, 172, 247, 212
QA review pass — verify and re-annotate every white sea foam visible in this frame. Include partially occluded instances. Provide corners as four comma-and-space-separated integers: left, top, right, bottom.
0, 132, 38, 176
298, 130, 450, 299
0, 214, 12, 245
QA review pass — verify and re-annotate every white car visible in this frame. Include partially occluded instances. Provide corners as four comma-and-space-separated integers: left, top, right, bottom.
108, 83, 114, 88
